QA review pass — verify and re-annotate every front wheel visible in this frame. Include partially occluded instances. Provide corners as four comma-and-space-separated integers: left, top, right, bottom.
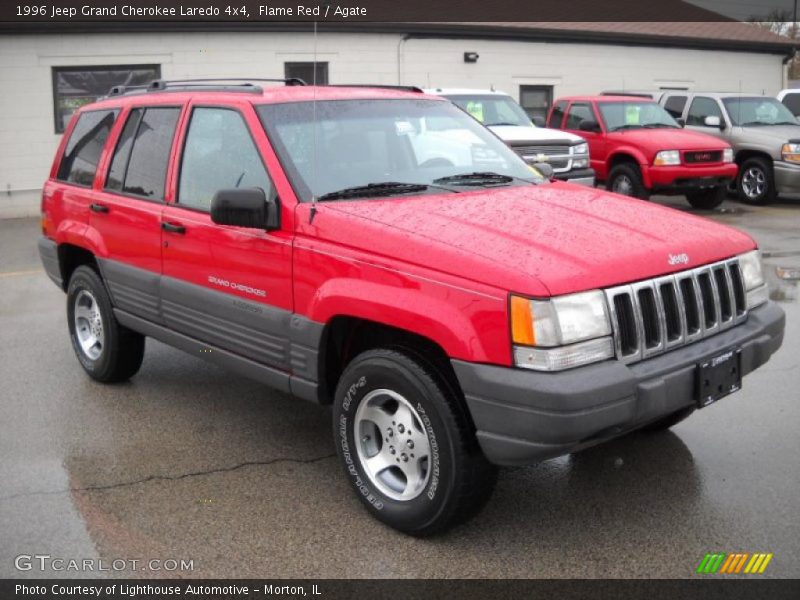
606, 163, 650, 199
737, 157, 776, 205
333, 348, 497, 536
686, 186, 726, 210
67, 265, 145, 383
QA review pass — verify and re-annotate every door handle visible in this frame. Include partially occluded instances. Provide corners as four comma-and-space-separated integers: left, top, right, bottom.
89, 203, 109, 213
161, 222, 186, 234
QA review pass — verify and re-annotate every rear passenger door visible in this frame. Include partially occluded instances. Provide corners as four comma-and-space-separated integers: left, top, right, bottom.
91, 105, 182, 323
160, 104, 294, 371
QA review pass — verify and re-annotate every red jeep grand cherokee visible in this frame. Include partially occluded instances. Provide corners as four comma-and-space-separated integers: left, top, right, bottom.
39, 79, 784, 535
548, 95, 738, 209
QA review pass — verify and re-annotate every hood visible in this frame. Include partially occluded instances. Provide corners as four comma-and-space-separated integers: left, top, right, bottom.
490, 124, 585, 145
303, 183, 755, 297
608, 128, 731, 155
734, 123, 800, 145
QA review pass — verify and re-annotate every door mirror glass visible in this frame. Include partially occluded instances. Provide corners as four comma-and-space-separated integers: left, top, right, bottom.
676, 117, 686, 127
210, 188, 279, 230
704, 115, 721, 128
578, 119, 601, 132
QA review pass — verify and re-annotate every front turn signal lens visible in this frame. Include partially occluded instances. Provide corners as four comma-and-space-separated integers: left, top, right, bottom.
510, 295, 535, 346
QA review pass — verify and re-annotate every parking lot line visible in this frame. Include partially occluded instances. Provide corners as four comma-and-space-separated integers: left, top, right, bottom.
0, 268, 42, 278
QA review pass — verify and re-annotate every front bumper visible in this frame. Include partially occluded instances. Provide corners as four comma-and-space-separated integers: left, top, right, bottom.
553, 167, 595, 186
773, 160, 800, 194
453, 301, 784, 466
646, 163, 738, 193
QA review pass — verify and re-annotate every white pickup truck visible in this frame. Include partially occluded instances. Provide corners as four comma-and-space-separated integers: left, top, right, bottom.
426, 88, 595, 186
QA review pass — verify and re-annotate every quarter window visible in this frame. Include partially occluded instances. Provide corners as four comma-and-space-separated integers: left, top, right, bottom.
52, 65, 160, 133
663, 95, 687, 118
548, 100, 568, 128
56, 109, 118, 186
687, 97, 723, 126
105, 107, 180, 200
178, 108, 273, 212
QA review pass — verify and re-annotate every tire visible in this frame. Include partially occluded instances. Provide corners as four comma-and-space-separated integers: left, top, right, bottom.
686, 186, 726, 210
639, 406, 695, 433
67, 265, 145, 383
606, 163, 650, 199
736, 157, 776, 205
333, 348, 497, 536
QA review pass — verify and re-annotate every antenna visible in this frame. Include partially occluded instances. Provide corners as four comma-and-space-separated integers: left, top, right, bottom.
309, 20, 319, 225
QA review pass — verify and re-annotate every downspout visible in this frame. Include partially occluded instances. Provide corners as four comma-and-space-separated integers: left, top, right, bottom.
397, 34, 411, 85
783, 46, 797, 89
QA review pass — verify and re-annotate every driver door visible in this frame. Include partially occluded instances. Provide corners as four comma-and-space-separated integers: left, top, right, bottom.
160, 103, 294, 370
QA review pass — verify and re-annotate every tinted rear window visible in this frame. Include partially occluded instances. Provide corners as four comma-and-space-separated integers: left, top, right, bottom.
106, 107, 180, 200
56, 109, 118, 186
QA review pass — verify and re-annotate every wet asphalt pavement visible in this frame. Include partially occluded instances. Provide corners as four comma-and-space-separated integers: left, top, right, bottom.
1, 196, 799, 579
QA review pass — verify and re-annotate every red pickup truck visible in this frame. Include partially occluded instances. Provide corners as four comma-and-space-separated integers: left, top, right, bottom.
39, 80, 784, 535
547, 95, 738, 209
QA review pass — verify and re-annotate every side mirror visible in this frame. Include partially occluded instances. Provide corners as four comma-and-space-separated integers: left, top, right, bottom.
578, 119, 601, 133
532, 162, 555, 179
704, 115, 722, 128
210, 188, 280, 230
531, 116, 546, 127
676, 117, 686, 128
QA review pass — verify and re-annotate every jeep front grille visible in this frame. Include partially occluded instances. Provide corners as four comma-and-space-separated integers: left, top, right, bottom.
604, 258, 747, 363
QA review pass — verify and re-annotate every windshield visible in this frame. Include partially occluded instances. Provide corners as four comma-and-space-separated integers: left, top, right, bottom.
723, 97, 798, 126
598, 101, 680, 131
444, 94, 533, 128
257, 99, 539, 201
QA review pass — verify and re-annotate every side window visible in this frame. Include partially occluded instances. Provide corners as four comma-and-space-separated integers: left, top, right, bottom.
105, 107, 180, 200
663, 95, 687, 118
781, 93, 800, 117
56, 109, 118, 186
548, 101, 568, 128
178, 108, 273, 212
687, 97, 722, 126
565, 103, 594, 129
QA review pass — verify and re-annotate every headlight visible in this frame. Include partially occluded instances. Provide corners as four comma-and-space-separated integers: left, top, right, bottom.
738, 249, 768, 308
723, 148, 734, 163
510, 291, 614, 371
781, 143, 800, 163
573, 143, 589, 156
654, 150, 681, 166
572, 158, 589, 169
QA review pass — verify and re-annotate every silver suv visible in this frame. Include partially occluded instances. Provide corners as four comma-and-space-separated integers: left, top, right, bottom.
660, 91, 800, 204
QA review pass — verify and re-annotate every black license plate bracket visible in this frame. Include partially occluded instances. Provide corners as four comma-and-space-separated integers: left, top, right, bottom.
696, 348, 742, 408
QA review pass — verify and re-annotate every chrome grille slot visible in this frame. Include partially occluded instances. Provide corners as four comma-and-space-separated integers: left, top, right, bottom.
604, 257, 748, 364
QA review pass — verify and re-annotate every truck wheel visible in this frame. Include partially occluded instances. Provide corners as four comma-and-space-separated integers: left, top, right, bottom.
640, 406, 695, 433
737, 157, 776, 205
333, 348, 497, 536
67, 265, 145, 383
686, 186, 725, 210
606, 164, 649, 199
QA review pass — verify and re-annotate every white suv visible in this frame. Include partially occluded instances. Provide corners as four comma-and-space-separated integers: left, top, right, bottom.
426, 88, 595, 186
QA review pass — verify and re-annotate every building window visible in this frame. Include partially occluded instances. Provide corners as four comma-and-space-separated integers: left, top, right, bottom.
519, 85, 553, 122
284, 62, 328, 85
52, 65, 161, 133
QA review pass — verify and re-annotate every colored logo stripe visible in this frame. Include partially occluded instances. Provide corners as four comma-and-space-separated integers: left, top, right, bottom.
697, 552, 773, 574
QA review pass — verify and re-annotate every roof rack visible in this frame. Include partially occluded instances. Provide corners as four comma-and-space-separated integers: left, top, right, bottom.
326, 84, 424, 93
107, 77, 307, 97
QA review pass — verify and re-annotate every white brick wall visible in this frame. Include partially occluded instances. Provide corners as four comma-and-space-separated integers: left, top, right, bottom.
0, 31, 784, 217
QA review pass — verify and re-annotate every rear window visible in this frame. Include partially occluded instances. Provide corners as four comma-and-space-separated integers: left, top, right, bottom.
105, 106, 180, 200
56, 109, 118, 186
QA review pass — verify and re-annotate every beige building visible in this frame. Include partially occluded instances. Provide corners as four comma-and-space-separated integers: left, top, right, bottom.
0, 22, 794, 217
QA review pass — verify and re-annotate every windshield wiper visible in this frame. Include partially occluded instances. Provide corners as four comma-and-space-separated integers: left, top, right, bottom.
433, 171, 519, 186
486, 122, 522, 127
738, 121, 769, 127
316, 182, 454, 201
642, 123, 679, 129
